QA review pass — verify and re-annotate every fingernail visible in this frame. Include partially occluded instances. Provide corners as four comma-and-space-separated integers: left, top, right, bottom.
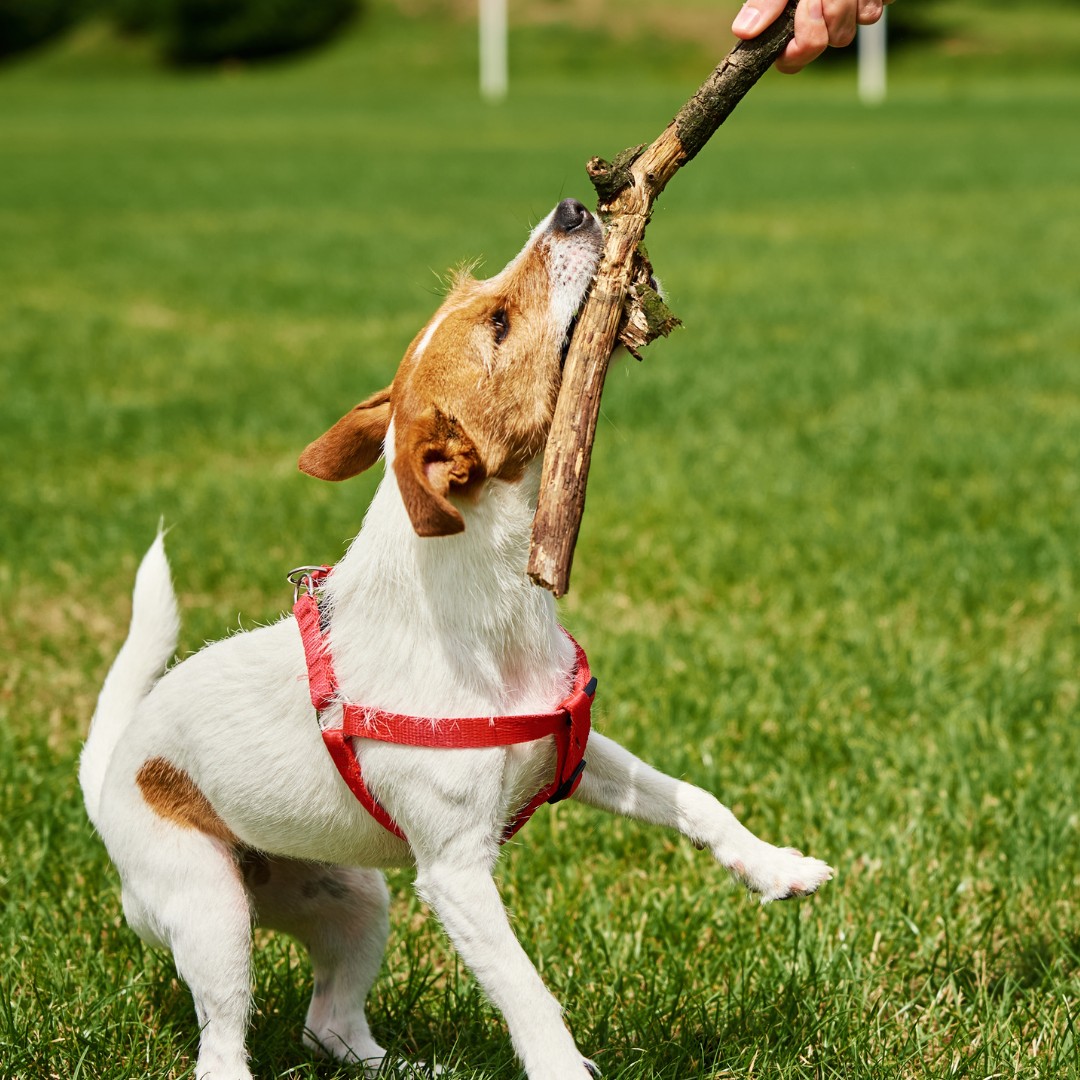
732, 4, 763, 35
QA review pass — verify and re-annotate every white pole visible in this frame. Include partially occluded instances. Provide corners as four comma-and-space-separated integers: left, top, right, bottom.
857, 10, 887, 106
479, 0, 508, 101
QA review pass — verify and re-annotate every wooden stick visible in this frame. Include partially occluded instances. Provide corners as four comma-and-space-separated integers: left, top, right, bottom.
528, 1, 799, 597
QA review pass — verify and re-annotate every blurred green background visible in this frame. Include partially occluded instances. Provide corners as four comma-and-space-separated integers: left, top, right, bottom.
2, 2, 1079, 1077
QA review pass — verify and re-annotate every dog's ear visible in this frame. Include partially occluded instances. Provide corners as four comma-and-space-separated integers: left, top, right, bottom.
393, 407, 486, 537
299, 387, 392, 481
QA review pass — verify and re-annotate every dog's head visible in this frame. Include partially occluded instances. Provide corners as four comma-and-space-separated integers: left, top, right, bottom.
299, 199, 603, 536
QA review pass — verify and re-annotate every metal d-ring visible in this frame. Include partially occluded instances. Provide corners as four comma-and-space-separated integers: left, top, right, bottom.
287, 565, 327, 603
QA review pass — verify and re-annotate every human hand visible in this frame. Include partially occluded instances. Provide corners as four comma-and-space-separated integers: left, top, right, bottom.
731, 0, 894, 74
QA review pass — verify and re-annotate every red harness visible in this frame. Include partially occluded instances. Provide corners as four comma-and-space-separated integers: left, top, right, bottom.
291, 566, 595, 843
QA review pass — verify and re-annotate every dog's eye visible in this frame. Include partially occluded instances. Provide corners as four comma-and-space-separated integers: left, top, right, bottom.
491, 309, 510, 345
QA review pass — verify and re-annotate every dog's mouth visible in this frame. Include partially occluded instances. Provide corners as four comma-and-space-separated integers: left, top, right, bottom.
550, 207, 604, 373
558, 274, 600, 369
559, 313, 581, 370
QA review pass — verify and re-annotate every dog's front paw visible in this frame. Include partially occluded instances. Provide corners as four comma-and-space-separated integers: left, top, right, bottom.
727, 843, 833, 904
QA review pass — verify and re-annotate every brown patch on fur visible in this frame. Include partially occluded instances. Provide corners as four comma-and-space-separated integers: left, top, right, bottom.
136, 756, 238, 846
394, 407, 486, 536
298, 386, 392, 482
298, 205, 602, 537
390, 256, 563, 499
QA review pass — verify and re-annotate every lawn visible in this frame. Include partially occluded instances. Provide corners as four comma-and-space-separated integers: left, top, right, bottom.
1, 2, 1079, 1078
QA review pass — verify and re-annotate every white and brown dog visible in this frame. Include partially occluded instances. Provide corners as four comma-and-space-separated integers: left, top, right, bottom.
81, 198, 831, 1080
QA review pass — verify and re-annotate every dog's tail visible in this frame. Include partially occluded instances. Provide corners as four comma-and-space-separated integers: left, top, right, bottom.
80, 529, 180, 828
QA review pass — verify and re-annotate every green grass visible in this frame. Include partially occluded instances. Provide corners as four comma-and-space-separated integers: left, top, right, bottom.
2, 2, 1079, 1077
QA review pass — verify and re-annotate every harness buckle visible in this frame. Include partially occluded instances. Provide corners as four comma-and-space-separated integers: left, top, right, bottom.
547, 758, 587, 804
547, 674, 596, 804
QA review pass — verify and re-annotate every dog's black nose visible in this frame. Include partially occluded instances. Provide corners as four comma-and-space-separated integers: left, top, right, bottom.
553, 198, 591, 234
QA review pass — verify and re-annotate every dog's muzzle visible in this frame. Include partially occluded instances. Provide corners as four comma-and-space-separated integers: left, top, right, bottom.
552, 198, 593, 235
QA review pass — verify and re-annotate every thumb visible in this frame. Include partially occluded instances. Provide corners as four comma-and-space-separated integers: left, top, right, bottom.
731, 0, 790, 39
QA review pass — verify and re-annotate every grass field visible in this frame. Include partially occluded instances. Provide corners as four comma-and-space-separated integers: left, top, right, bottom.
2, 2, 1079, 1077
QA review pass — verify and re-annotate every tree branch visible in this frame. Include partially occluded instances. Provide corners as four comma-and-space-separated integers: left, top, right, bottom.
528, 1, 798, 597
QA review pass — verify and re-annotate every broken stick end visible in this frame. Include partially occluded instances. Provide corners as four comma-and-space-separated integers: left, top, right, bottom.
527, 541, 572, 597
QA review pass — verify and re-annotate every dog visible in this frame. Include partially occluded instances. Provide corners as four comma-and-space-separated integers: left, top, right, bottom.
81, 198, 832, 1080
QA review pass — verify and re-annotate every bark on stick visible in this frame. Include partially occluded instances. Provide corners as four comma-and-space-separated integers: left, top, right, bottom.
528, 2, 798, 597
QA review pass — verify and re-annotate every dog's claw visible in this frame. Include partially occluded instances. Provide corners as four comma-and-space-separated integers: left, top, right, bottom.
583, 1059, 602, 1078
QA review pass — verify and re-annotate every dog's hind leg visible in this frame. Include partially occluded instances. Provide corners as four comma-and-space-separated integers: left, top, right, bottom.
117, 828, 256, 1080
572, 732, 833, 903
245, 857, 389, 1072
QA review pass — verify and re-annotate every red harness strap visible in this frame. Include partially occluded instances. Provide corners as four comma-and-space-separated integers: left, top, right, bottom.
291, 566, 595, 843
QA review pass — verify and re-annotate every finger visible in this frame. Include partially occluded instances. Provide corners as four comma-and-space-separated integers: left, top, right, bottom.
731, 0, 789, 40
857, 0, 885, 25
822, 0, 858, 47
774, 0, 829, 74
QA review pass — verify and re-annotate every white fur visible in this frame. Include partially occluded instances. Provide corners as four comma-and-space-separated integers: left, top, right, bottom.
82, 204, 832, 1080
81, 527, 179, 826
411, 306, 450, 363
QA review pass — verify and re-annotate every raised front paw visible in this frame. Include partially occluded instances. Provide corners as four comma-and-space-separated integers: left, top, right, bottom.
727, 843, 833, 904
